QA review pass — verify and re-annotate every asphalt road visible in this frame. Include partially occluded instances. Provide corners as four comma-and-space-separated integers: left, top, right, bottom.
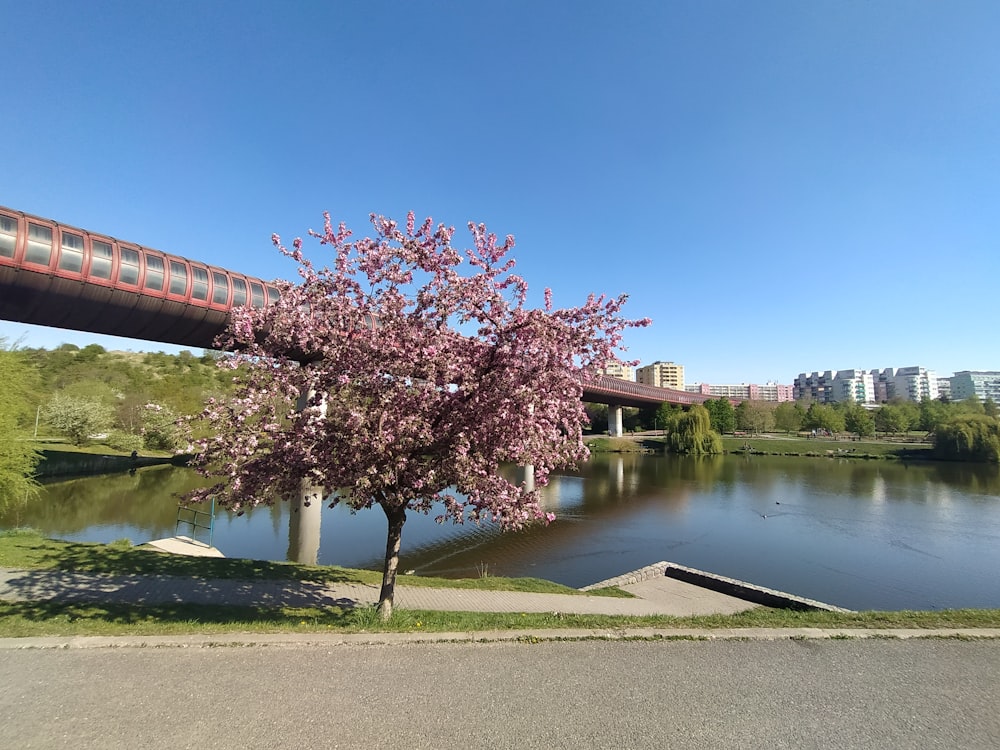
2, 639, 998, 749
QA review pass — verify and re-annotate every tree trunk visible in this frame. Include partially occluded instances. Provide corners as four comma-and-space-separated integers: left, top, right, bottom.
377, 502, 407, 620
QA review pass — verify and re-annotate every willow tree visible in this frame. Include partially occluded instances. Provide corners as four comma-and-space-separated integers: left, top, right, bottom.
934, 414, 1000, 462
188, 211, 647, 617
667, 404, 722, 455
0, 346, 40, 510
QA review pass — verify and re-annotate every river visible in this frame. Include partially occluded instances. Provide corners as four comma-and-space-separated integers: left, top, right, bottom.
3, 453, 999, 611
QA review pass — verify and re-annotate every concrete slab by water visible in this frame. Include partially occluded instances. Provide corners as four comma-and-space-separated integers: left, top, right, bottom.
144, 536, 225, 558
583, 560, 851, 612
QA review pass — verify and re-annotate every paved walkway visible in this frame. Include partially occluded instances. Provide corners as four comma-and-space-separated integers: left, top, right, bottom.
0, 566, 757, 617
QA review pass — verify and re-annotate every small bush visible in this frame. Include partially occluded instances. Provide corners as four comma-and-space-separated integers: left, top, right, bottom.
0, 527, 42, 538
104, 429, 144, 453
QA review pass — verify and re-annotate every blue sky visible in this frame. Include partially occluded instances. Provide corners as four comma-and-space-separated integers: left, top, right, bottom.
2, 1, 997, 384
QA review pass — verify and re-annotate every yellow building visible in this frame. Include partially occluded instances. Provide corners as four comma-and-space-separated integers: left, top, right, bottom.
636, 361, 685, 389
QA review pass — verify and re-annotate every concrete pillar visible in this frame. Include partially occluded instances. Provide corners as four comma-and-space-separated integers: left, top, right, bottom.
608, 404, 624, 437
520, 403, 536, 494
288, 388, 326, 565
288, 485, 323, 565
522, 463, 535, 493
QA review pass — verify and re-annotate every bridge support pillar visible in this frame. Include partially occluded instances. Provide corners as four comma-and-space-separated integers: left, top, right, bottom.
288, 389, 326, 565
521, 463, 535, 493
288, 481, 323, 565
608, 404, 624, 437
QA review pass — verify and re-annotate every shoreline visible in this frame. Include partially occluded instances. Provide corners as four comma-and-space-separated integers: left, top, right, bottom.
583, 433, 950, 462
34, 448, 189, 480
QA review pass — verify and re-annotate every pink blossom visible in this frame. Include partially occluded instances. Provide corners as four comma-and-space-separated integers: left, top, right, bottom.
187, 209, 648, 618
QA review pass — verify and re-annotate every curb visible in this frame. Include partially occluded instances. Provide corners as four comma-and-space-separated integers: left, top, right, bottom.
2, 627, 999, 650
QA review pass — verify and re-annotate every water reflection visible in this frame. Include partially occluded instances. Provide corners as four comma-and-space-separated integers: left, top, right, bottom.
3, 467, 207, 539
2, 456, 999, 611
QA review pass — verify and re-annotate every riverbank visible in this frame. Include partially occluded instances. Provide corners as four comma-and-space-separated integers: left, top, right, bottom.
1, 531, 998, 638
31, 443, 188, 479
720, 434, 934, 460
585, 433, 935, 460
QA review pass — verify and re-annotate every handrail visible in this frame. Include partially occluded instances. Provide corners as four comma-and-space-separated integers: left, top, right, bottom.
175, 497, 216, 547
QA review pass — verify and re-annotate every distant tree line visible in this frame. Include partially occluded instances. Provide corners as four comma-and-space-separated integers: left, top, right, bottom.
584, 394, 999, 463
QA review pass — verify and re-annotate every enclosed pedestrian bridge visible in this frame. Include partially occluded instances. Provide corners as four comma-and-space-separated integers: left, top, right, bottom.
0, 205, 707, 418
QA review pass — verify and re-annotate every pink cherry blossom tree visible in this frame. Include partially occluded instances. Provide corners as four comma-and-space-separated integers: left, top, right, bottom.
188, 211, 648, 618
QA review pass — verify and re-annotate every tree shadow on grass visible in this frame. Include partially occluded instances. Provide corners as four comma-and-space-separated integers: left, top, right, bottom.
0, 568, 375, 610
10, 536, 365, 585
0, 599, 360, 634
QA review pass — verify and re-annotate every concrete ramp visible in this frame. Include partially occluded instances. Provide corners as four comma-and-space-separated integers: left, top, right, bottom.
144, 536, 225, 558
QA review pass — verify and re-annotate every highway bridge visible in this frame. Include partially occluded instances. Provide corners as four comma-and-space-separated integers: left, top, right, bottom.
0, 205, 709, 434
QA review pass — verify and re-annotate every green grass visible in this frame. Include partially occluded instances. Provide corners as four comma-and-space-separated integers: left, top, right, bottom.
587, 433, 936, 460
1, 599, 997, 638
3, 530, 998, 638
0, 529, 366, 584
586, 437, 657, 453
0, 529, 621, 596
720, 435, 933, 460
30, 439, 174, 458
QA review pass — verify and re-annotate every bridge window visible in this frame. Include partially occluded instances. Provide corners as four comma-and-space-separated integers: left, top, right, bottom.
211, 272, 229, 305
144, 255, 164, 290
118, 247, 140, 285
231, 278, 247, 306
191, 267, 208, 301
169, 261, 188, 295
58, 232, 85, 273
266, 286, 280, 304
0, 215, 16, 258
250, 282, 265, 308
25, 223, 53, 266
90, 240, 113, 279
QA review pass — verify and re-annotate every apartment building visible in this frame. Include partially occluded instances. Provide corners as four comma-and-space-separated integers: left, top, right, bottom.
936, 377, 952, 401
879, 366, 939, 402
750, 382, 796, 402
598, 361, 634, 381
871, 367, 894, 403
636, 361, 684, 389
798, 366, 939, 404
949, 371, 1000, 402
793, 371, 834, 402
830, 369, 875, 404
685, 382, 794, 402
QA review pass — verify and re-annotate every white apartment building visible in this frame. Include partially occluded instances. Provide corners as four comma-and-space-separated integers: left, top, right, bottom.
890, 366, 938, 401
866, 366, 940, 403
685, 382, 794, 402
636, 361, 684, 389
797, 366, 937, 404
830, 369, 875, 404
685, 383, 748, 400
